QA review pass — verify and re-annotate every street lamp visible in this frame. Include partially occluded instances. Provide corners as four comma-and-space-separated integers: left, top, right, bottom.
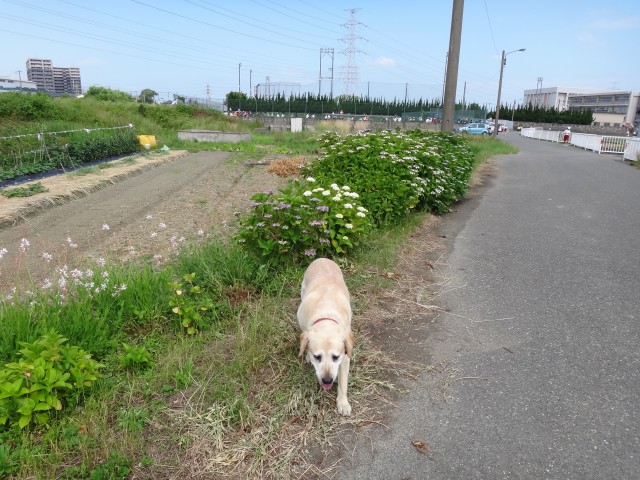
494, 48, 525, 137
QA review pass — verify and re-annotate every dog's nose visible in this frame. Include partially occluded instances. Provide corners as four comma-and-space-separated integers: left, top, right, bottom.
321, 376, 333, 385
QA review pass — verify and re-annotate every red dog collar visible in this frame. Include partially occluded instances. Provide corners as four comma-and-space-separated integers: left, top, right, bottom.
312, 317, 339, 326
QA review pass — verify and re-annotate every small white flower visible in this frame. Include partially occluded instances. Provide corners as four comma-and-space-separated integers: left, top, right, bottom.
159, 223, 167, 229
306, 176, 316, 182
345, 223, 353, 229
0, 247, 7, 260
145, 214, 153, 220
303, 190, 312, 197
342, 185, 351, 191
342, 235, 349, 241
357, 206, 367, 212
102, 224, 110, 231
331, 183, 340, 191
356, 212, 366, 217
332, 195, 342, 201
321, 190, 331, 196
197, 229, 204, 236
41, 252, 53, 262
151, 232, 158, 238
335, 213, 344, 219
344, 203, 353, 209
19, 238, 30, 253
96, 257, 106, 267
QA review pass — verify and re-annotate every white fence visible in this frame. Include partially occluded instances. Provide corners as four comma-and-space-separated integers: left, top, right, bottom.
520, 127, 640, 161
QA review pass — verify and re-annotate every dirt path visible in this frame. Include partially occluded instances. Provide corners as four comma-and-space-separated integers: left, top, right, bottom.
0, 150, 287, 294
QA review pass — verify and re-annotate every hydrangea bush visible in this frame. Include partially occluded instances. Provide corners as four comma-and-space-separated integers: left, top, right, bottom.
305, 129, 475, 225
237, 177, 370, 264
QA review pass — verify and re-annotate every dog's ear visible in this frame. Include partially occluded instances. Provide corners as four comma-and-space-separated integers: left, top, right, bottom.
299, 332, 308, 358
344, 331, 355, 357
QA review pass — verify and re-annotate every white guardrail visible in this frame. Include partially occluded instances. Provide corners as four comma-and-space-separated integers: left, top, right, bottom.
520, 127, 640, 161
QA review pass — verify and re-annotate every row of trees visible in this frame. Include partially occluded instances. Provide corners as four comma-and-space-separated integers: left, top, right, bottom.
84, 86, 186, 104
226, 92, 595, 125
225, 92, 484, 117
493, 105, 595, 125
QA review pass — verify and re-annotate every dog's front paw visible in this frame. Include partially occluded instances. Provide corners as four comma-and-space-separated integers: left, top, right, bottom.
337, 398, 352, 416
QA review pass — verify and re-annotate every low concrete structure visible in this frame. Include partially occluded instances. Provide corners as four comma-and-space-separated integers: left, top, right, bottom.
177, 130, 251, 143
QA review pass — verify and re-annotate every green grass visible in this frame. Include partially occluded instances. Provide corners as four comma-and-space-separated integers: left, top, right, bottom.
465, 134, 518, 164
0, 119, 515, 478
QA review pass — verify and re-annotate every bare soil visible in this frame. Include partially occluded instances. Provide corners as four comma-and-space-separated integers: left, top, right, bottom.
0, 150, 288, 292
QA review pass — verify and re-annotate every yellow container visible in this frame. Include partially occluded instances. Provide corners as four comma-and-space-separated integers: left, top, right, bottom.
137, 135, 157, 149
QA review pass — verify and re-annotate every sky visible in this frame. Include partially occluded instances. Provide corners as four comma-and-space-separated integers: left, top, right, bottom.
1, 0, 639, 108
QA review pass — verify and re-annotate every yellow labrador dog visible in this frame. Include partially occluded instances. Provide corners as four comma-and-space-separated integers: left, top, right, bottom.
298, 258, 355, 416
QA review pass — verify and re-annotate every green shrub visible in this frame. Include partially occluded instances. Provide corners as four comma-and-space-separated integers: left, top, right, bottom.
236, 177, 371, 264
1, 182, 48, 198
304, 129, 475, 224
0, 128, 140, 181
118, 344, 153, 371
0, 331, 103, 430
0, 92, 57, 121
168, 273, 219, 335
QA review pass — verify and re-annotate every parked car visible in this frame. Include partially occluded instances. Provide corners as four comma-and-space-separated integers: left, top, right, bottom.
456, 122, 492, 135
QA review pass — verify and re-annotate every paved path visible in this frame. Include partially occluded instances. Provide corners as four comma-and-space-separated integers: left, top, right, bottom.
339, 132, 640, 479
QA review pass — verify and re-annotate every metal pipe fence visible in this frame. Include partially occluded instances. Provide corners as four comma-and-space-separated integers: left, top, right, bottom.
520, 127, 639, 161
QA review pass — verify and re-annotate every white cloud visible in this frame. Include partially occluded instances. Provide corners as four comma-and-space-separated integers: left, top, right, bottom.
589, 16, 640, 30
375, 56, 395, 67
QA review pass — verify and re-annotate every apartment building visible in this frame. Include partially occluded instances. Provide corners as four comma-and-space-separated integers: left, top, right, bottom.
25, 58, 82, 96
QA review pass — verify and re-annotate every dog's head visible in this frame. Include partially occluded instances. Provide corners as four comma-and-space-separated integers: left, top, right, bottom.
299, 327, 354, 390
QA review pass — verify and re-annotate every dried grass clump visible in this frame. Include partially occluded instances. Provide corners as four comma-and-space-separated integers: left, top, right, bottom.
266, 156, 307, 177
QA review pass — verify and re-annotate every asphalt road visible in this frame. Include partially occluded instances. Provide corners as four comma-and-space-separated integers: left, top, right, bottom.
339, 132, 640, 479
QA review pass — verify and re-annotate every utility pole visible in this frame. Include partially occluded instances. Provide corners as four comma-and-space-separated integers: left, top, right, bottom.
249, 69, 252, 97
238, 63, 242, 93
441, 0, 464, 132
319, 47, 335, 98
462, 81, 466, 110
16, 70, 23, 91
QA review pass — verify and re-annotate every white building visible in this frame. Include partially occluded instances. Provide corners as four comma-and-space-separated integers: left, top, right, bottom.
523, 86, 640, 129
0, 76, 38, 93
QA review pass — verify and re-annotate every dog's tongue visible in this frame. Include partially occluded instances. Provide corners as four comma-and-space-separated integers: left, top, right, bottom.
322, 383, 333, 391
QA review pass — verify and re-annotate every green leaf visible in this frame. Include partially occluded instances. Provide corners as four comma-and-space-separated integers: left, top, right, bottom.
18, 414, 32, 429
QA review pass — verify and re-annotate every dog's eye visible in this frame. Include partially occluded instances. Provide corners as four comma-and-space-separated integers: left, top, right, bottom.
332, 354, 340, 362
314, 354, 322, 361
